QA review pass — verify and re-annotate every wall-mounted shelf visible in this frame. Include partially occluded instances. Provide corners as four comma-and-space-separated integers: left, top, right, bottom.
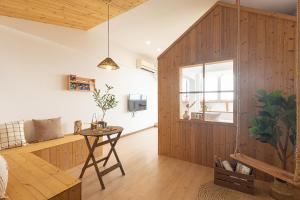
67, 74, 95, 92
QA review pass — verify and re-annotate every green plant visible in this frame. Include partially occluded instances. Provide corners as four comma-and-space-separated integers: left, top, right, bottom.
249, 89, 296, 170
93, 84, 118, 121
185, 101, 196, 112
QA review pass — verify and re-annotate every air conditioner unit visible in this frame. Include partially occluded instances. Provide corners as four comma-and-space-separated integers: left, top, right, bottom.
136, 59, 157, 73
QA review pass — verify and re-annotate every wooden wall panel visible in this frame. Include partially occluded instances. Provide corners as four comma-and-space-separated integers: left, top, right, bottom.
50, 184, 81, 200
158, 2, 296, 176
33, 137, 103, 170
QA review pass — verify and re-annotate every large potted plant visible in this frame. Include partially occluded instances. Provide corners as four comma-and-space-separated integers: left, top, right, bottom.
249, 89, 296, 199
93, 84, 118, 128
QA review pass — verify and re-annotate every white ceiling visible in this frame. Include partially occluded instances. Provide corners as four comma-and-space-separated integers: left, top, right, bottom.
91, 0, 219, 60
91, 0, 296, 60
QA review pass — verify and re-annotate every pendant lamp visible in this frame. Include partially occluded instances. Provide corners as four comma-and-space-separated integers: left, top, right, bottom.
97, 0, 119, 70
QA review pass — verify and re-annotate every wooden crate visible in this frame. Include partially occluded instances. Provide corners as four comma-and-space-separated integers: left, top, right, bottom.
214, 163, 255, 194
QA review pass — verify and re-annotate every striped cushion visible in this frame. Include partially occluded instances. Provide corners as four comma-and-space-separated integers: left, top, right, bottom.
0, 121, 26, 150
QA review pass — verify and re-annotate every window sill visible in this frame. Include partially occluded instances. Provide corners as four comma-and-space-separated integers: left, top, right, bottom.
178, 119, 236, 127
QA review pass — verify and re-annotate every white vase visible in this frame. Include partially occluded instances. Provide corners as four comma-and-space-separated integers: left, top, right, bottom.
0, 156, 8, 199
183, 111, 190, 120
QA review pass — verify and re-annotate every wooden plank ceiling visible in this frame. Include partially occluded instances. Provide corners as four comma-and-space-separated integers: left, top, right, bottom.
0, 0, 148, 30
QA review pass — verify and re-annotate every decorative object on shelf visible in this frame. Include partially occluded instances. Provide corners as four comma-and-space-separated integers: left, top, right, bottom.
191, 112, 197, 120
191, 112, 203, 120
201, 104, 208, 112
183, 111, 189, 120
97, 0, 119, 70
93, 84, 118, 128
0, 156, 8, 199
182, 101, 196, 120
74, 120, 82, 134
67, 74, 95, 92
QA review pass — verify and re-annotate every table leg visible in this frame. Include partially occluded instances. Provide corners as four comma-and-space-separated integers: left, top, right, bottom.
79, 136, 98, 178
107, 134, 125, 176
80, 136, 106, 189
103, 132, 121, 167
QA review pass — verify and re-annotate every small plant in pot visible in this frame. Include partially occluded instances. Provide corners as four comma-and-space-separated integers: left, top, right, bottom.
93, 84, 118, 128
183, 101, 196, 120
249, 89, 296, 200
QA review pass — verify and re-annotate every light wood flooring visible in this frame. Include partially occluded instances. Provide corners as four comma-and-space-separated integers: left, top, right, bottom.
67, 128, 214, 200
68, 128, 300, 200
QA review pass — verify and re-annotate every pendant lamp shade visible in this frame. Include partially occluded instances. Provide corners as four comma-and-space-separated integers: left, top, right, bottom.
97, 57, 119, 70
97, 0, 119, 70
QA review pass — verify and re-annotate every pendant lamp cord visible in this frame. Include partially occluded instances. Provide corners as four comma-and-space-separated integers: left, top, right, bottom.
107, 2, 110, 58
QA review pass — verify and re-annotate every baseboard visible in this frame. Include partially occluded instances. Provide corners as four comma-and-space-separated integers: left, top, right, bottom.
121, 126, 156, 138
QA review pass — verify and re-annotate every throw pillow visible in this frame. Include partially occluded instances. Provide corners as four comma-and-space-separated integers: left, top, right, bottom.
33, 117, 63, 142
0, 156, 8, 199
0, 121, 27, 150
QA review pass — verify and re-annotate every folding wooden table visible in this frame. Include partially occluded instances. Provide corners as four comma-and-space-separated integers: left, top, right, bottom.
79, 126, 125, 189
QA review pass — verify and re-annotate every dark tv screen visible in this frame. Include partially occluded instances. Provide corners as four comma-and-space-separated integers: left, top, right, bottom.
128, 94, 147, 112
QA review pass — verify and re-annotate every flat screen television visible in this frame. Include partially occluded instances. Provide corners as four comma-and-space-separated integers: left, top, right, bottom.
128, 94, 147, 112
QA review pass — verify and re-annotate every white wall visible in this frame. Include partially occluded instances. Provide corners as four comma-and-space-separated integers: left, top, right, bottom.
0, 17, 157, 136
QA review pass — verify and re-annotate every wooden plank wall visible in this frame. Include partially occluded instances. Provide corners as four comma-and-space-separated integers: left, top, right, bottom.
295, 0, 300, 186
33, 137, 102, 170
158, 3, 296, 178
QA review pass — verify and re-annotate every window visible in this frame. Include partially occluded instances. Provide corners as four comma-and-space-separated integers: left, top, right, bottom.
180, 60, 234, 123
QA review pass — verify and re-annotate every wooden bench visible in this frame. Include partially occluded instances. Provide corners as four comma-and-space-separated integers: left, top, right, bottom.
0, 134, 103, 200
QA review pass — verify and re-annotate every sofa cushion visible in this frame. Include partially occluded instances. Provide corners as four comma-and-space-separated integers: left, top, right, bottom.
0, 121, 27, 150
33, 117, 63, 142
0, 156, 8, 198
24, 120, 36, 143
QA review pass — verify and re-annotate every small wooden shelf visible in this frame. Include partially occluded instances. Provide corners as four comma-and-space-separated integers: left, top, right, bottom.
67, 74, 95, 92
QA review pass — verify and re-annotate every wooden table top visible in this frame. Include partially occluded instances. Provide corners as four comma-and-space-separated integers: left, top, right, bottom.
4, 153, 81, 200
80, 126, 123, 137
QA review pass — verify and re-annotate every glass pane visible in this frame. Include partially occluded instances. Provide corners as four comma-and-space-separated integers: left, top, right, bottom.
205, 92, 218, 101
205, 60, 234, 92
205, 112, 234, 123
204, 92, 234, 123
181, 65, 203, 92
205, 76, 218, 91
220, 92, 234, 101
181, 78, 190, 93
221, 74, 234, 91
205, 98, 233, 112
180, 93, 203, 120
205, 101, 227, 112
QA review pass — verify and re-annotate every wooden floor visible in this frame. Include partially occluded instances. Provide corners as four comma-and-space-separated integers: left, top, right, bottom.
68, 128, 300, 199
67, 128, 214, 200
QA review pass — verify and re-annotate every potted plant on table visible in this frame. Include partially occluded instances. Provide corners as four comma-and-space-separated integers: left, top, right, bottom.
249, 89, 296, 200
93, 84, 118, 128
